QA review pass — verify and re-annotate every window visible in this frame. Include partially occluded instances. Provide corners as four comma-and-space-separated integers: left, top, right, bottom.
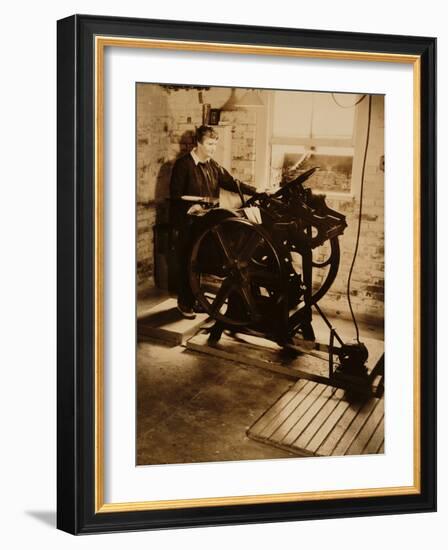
269, 90, 362, 195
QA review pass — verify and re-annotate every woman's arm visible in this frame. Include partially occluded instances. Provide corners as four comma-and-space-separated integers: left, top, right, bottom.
214, 161, 257, 196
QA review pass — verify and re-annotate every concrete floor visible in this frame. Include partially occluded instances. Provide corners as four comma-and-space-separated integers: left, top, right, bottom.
137, 339, 298, 465
136, 291, 384, 466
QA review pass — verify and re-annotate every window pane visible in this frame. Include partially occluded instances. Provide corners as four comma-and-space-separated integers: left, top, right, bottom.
279, 146, 354, 193
272, 91, 313, 137
312, 93, 356, 138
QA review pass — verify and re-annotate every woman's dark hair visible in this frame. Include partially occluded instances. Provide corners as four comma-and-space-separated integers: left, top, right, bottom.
195, 125, 219, 144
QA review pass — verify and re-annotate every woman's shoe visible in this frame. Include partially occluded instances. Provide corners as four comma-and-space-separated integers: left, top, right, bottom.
177, 301, 196, 319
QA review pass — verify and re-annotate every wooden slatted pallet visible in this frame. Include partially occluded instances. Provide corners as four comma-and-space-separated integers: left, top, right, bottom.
247, 378, 384, 457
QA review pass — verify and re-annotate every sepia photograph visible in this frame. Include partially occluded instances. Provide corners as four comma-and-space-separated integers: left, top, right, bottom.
136, 83, 385, 466
55, 11, 436, 535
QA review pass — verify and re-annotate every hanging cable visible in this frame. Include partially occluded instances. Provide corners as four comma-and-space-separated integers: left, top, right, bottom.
346, 95, 372, 344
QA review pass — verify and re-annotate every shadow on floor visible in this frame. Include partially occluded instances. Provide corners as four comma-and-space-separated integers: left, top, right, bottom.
25, 510, 56, 529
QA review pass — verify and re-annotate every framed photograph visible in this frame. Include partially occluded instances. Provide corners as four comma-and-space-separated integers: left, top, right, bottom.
57, 14, 436, 534
209, 108, 221, 125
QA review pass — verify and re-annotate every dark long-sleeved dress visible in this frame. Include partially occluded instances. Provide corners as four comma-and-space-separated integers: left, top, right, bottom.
169, 152, 257, 308
170, 152, 256, 202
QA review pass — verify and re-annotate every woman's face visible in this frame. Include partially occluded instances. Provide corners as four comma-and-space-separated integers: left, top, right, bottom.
197, 137, 218, 160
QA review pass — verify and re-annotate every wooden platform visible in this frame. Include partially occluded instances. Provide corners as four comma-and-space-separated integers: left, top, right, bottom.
247, 379, 384, 457
137, 298, 208, 345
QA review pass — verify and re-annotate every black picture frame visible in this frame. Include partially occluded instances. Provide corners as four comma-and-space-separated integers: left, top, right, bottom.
209, 108, 221, 125
57, 14, 436, 535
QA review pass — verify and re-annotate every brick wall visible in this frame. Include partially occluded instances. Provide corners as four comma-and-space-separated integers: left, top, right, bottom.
315, 95, 384, 325
136, 85, 260, 295
220, 109, 257, 185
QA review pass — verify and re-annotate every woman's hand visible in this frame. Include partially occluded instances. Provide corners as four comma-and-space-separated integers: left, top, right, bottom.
187, 203, 205, 216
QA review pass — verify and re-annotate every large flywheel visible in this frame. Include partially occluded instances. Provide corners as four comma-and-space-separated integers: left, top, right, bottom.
289, 236, 341, 305
311, 236, 340, 304
189, 217, 287, 327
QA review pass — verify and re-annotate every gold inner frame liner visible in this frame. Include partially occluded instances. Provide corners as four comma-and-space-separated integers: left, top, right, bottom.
94, 36, 421, 513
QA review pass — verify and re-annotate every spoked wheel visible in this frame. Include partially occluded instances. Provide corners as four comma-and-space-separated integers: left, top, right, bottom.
311, 237, 340, 304
289, 236, 340, 305
189, 217, 286, 327
312, 237, 341, 304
